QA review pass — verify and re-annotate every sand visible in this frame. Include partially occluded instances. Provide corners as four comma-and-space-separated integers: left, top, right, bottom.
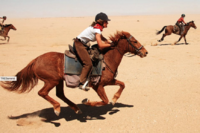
0, 14, 200, 133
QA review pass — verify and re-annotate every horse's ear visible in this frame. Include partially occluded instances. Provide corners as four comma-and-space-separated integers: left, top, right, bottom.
121, 31, 128, 38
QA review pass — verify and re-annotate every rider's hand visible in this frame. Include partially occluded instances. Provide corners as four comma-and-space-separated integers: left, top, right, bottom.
110, 42, 115, 47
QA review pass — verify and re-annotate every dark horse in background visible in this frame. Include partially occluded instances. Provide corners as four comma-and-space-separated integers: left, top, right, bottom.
156, 21, 197, 44
0, 31, 148, 116
0, 24, 17, 42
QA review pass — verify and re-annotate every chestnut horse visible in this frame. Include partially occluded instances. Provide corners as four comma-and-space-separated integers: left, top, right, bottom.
0, 24, 17, 42
0, 31, 148, 116
157, 21, 197, 44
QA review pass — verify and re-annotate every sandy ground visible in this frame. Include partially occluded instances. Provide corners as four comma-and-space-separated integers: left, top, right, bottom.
0, 14, 200, 133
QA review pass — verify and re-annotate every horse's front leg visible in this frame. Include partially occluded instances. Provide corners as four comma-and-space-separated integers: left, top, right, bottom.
6, 36, 10, 42
184, 36, 188, 44
82, 85, 109, 107
176, 35, 183, 44
109, 79, 125, 105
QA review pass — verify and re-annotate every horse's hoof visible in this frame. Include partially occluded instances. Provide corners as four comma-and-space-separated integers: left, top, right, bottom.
111, 101, 116, 106
173, 42, 177, 45
54, 110, 60, 116
82, 98, 89, 104
76, 110, 82, 114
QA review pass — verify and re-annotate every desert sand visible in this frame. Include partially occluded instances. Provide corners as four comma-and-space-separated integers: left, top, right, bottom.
0, 14, 200, 133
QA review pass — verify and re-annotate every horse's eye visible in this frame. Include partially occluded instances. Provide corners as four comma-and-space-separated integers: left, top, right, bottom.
134, 41, 137, 43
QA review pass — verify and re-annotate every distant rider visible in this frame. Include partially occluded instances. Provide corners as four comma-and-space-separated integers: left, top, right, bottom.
0, 16, 6, 34
74, 12, 114, 91
176, 14, 186, 35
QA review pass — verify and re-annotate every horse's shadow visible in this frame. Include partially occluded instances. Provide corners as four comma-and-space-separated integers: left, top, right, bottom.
0, 42, 7, 45
8, 103, 133, 126
158, 43, 187, 46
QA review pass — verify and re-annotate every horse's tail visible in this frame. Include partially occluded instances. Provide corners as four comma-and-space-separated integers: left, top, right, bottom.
156, 26, 167, 35
0, 58, 38, 93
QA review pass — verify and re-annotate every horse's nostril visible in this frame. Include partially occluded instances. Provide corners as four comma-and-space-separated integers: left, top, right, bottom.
146, 52, 148, 54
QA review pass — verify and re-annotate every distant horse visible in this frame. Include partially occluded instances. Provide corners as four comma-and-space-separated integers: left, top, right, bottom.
157, 21, 197, 44
0, 24, 17, 42
0, 31, 148, 116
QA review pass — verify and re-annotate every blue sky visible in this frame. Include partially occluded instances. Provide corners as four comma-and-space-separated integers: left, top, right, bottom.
1, 0, 200, 18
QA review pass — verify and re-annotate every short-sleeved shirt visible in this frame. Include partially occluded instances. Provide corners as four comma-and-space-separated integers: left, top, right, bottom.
177, 17, 185, 24
77, 26, 102, 44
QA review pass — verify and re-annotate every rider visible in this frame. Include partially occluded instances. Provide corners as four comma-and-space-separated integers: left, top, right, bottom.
74, 12, 114, 90
176, 14, 186, 35
0, 16, 6, 33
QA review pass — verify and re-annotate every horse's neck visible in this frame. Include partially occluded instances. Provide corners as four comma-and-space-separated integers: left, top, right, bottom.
103, 40, 127, 72
3, 27, 10, 34
184, 24, 191, 33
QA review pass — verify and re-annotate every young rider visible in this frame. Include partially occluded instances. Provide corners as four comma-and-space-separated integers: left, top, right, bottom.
176, 14, 186, 35
0, 16, 6, 33
74, 12, 114, 91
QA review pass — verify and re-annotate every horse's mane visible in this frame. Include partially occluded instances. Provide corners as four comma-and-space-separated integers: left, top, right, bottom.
109, 31, 129, 43
187, 21, 194, 24
4, 24, 12, 27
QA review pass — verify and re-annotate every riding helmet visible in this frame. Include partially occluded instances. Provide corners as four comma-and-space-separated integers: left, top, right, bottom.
95, 12, 111, 22
182, 14, 185, 17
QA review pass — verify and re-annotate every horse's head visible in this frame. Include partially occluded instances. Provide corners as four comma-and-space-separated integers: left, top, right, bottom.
10, 24, 17, 30
187, 21, 197, 29
110, 31, 148, 58
5, 24, 17, 30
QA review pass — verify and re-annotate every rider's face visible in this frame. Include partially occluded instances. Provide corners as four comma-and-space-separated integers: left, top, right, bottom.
103, 21, 108, 28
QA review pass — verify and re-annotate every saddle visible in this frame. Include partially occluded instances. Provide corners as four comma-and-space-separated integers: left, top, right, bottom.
64, 44, 104, 76
173, 24, 185, 35
64, 44, 104, 87
173, 25, 180, 34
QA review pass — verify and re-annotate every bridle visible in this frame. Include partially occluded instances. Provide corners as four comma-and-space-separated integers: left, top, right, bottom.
104, 35, 144, 77
116, 35, 143, 56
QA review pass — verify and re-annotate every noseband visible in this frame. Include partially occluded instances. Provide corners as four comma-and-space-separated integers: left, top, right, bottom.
116, 35, 143, 56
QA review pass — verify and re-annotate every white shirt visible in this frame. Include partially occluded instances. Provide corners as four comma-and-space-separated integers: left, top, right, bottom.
77, 26, 102, 44
0, 19, 4, 25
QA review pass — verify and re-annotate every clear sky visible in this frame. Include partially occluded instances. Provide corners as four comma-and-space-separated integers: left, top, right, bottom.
1, 0, 200, 18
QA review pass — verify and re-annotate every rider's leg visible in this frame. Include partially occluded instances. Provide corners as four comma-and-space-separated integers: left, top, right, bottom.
74, 39, 92, 90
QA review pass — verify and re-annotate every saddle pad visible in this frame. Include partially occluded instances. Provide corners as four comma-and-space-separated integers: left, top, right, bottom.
173, 25, 180, 34
64, 55, 103, 76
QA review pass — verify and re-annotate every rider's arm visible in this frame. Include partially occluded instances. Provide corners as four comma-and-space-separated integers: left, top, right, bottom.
101, 34, 111, 44
183, 19, 186, 25
96, 33, 112, 50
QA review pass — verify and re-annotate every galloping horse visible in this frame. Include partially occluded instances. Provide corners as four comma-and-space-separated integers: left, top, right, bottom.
0, 31, 148, 116
157, 21, 197, 44
0, 24, 17, 42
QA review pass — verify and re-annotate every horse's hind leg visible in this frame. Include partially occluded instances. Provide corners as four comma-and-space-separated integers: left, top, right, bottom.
183, 36, 188, 44
56, 80, 82, 114
158, 29, 171, 42
158, 34, 166, 42
38, 81, 61, 116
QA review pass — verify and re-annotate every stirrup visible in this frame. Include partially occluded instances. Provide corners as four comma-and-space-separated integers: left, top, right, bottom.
79, 80, 90, 91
